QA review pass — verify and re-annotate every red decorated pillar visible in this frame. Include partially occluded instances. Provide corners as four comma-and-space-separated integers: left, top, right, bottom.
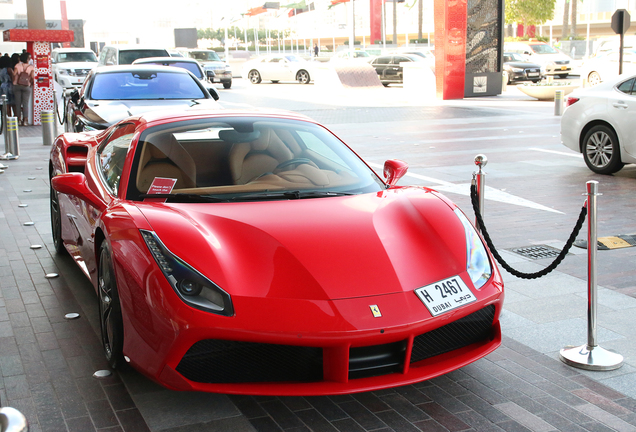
3, 29, 74, 125
434, 0, 467, 99
370, 0, 382, 44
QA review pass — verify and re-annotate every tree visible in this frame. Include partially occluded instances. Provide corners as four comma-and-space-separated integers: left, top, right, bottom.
505, 0, 557, 37
570, 0, 577, 38
562, 0, 570, 39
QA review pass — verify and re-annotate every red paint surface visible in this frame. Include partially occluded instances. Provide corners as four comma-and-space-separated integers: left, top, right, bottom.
434, 0, 467, 99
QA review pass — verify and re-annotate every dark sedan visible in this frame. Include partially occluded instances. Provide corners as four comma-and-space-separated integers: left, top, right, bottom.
369, 54, 426, 86
503, 53, 543, 84
63, 65, 222, 132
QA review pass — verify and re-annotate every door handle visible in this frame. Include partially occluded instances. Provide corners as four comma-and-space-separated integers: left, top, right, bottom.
612, 102, 628, 109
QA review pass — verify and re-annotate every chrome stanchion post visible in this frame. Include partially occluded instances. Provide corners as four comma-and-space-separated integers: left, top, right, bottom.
1, 117, 19, 160
559, 181, 623, 371
472, 154, 487, 233
554, 89, 564, 116
0, 95, 8, 169
42, 110, 55, 146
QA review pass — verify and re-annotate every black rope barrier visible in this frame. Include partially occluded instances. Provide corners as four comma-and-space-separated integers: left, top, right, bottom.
0, 102, 4, 136
54, 94, 66, 126
470, 184, 588, 279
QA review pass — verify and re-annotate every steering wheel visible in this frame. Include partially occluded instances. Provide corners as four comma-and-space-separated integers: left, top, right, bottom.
274, 158, 318, 173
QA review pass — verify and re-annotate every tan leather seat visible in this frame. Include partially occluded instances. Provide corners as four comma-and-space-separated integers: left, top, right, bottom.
136, 134, 196, 193
228, 128, 296, 184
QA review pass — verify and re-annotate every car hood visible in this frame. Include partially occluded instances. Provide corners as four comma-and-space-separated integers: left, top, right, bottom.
505, 61, 541, 68
134, 188, 469, 300
82, 99, 220, 128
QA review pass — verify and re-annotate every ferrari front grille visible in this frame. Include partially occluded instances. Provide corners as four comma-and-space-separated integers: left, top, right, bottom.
176, 340, 323, 383
410, 305, 496, 364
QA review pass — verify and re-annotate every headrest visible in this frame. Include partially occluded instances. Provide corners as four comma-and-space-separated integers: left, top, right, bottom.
218, 129, 261, 144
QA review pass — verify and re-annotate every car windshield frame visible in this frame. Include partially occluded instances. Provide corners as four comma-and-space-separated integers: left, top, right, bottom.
87, 70, 207, 101
529, 44, 559, 55
189, 51, 221, 62
136, 61, 203, 78
125, 116, 385, 202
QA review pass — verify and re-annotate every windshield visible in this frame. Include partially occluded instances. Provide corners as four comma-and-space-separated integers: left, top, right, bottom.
189, 51, 221, 62
529, 44, 558, 54
89, 71, 206, 100
504, 53, 524, 62
57, 51, 98, 63
127, 117, 384, 202
137, 61, 203, 78
119, 49, 170, 65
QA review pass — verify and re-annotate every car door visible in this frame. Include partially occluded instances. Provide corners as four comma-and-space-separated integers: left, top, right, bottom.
389, 56, 411, 82
608, 77, 636, 158
371, 56, 392, 81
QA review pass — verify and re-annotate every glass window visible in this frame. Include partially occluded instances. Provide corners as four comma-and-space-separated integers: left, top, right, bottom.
89, 70, 206, 100
58, 51, 98, 63
119, 49, 170, 65
617, 78, 635, 95
97, 123, 136, 195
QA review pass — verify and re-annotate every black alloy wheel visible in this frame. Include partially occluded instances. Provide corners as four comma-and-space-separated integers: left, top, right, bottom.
98, 243, 125, 369
582, 125, 624, 174
248, 70, 261, 84
296, 70, 310, 84
49, 170, 66, 255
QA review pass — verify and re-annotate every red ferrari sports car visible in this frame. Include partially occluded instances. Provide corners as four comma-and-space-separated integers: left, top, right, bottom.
49, 109, 504, 395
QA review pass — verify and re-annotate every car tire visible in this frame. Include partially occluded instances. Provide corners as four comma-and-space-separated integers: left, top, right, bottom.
248, 70, 261, 84
558, 74, 568, 79
49, 171, 67, 255
98, 243, 125, 369
587, 71, 602, 86
382, 83, 389, 87
582, 125, 624, 174
271, 80, 279, 83
296, 70, 310, 84
223, 80, 232, 89
531, 79, 541, 83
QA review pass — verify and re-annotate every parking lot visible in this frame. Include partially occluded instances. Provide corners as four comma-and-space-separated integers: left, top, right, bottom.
1, 78, 636, 431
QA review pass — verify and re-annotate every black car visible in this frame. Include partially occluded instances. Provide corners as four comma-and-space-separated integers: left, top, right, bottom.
369, 54, 426, 86
63, 65, 222, 132
503, 53, 543, 84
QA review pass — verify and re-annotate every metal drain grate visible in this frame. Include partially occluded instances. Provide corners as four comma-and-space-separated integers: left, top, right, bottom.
509, 245, 563, 260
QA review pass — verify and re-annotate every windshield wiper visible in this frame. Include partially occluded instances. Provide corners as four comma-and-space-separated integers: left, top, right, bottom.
231, 191, 356, 201
139, 193, 228, 203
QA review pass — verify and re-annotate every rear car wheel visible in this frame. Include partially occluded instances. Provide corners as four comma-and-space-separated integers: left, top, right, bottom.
587, 71, 602, 86
582, 125, 624, 174
98, 243, 125, 369
248, 70, 261, 84
296, 70, 310, 84
223, 80, 232, 89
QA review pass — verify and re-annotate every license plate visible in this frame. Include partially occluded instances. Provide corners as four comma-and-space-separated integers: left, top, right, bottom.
561, 66, 567, 70
213, 78, 221, 82
528, 72, 539, 77
415, 276, 476, 317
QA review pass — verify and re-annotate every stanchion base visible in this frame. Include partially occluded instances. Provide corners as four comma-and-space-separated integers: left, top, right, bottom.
559, 344, 623, 371
0, 153, 18, 160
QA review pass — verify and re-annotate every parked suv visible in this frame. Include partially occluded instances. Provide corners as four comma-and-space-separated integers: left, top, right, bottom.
504, 41, 572, 78
175, 49, 232, 88
51, 48, 98, 88
98, 45, 170, 66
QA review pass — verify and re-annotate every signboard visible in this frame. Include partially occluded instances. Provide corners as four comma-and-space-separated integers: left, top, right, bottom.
611, 9, 631, 35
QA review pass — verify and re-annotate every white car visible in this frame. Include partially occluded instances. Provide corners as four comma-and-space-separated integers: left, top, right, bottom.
580, 48, 636, 87
242, 54, 312, 84
561, 73, 636, 174
51, 48, 98, 88
505, 41, 572, 78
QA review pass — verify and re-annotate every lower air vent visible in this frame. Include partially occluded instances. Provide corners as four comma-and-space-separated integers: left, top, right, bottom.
410, 305, 496, 364
176, 340, 323, 384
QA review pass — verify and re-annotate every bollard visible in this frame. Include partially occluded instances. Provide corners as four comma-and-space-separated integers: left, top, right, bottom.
472, 154, 487, 233
1, 117, 19, 160
41, 110, 56, 146
0, 95, 8, 169
559, 181, 623, 371
554, 89, 564, 116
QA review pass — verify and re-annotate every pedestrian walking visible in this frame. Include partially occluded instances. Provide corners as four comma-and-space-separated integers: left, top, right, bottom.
0, 56, 15, 117
12, 52, 34, 126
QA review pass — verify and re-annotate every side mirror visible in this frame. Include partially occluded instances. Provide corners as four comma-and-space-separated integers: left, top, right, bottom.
52, 173, 107, 212
207, 85, 220, 101
383, 159, 408, 187
65, 88, 80, 104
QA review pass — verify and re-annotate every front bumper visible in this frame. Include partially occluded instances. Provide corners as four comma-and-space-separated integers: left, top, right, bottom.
126, 271, 504, 395
56, 75, 86, 88
209, 70, 232, 83
545, 65, 572, 75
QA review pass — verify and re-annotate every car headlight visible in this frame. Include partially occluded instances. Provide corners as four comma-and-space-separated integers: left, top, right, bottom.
546, 61, 556, 67
454, 209, 491, 289
511, 67, 524, 72
140, 230, 234, 316
58, 69, 71, 76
